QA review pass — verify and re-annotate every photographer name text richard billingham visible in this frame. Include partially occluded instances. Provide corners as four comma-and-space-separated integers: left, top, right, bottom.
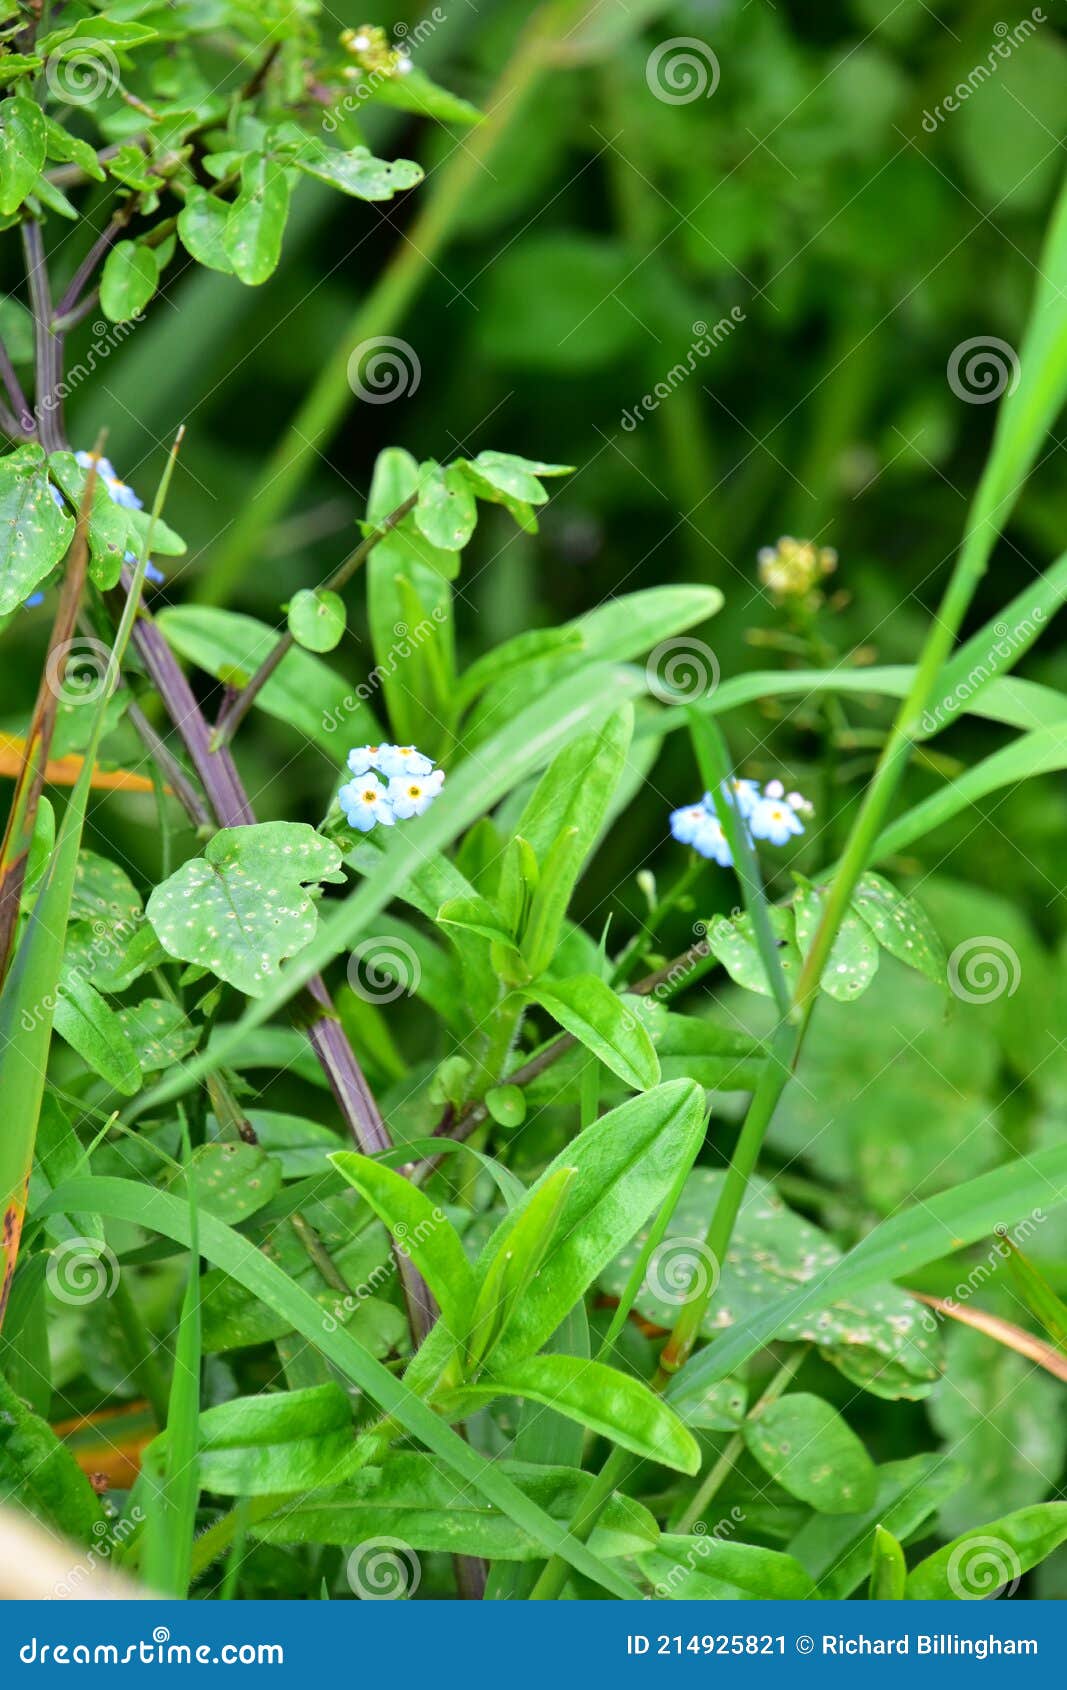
821, 1635, 1037, 1658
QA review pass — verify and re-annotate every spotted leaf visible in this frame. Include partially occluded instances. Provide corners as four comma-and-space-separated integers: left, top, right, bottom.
0, 444, 74, 615
145, 823, 343, 997
852, 871, 947, 986
793, 877, 880, 1002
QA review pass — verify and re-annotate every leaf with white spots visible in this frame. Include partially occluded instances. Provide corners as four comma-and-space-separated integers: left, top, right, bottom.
0, 444, 74, 614
163, 1141, 282, 1225
224, 156, 291, 285
705, 907, 802, 998
117, 998, 199, 1071
793, 876, 879, 1002
603, 1170, 941, 1405
146, 822, 343, 997
414, 462, 478, 551
290, 141, 423, 201
743, 1393, 877, 1514
852, 871, 948, 986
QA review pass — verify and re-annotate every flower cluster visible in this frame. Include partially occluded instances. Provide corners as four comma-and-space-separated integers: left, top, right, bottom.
757, 535, 837, 602
338, 744, 445, 833
341, 24, 413, 80
670, 779, 813, 866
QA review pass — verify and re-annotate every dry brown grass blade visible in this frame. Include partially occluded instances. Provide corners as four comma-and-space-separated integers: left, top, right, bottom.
0, 734, 161, 793
908, 1289, 1067, 1381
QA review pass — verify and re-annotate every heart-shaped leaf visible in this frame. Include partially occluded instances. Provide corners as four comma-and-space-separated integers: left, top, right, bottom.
146, 822, 342, 996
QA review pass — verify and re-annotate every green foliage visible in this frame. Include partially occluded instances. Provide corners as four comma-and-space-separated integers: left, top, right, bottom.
4, 0, 1067, 1609
146, 823, 342, 996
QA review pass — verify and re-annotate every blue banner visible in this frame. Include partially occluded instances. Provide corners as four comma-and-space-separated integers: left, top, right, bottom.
2, 1601, 1064, 1686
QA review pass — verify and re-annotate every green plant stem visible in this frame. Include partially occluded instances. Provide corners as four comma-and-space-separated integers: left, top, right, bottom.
199, 0, 586, 605
109, 1275, 170, 1429
672, 1347, 808, 1534
210, 491, 418, 749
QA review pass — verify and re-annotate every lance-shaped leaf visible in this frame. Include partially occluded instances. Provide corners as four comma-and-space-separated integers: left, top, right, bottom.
330, 1150, 475, 1337
40, 1176, 642, 1599
906, 1503, 1067, 1599
146, 822, 343, 997
526, 974, 660, 1092
406, 1080, 707, 1396
639, 1535, 816, 1600
254, 1453, 657, 1560
0, 1371, 104, 1544
789, 1453, 965, 1598
869, 1525, 907, 1599
1000, 1231, 1067, 1352
438, 1353, 699, 1474
465, 1167, 576, 1372
149, 1383, 360, 1496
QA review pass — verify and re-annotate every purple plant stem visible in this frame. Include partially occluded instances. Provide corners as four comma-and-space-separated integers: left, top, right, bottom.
118, 575, 436, 1342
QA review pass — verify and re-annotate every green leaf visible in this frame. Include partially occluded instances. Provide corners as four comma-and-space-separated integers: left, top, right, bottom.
146, 823, 342, 997
0, 94, 45, 217
611, 1171, 940, 1405
165, 1143, 282, 1225
851, 871, 947, 985
137, 662, 646, 1111
670, 1147, 1067, 1403
152, 1383, 359, 1496
0, 1370, 104, 1545
41, 1177, 642, 1599
157, 605, 378, 752
330, 1150, 475, 1337
225, 156, 290, 285
906, 1503, 1067, 1599
869, 1525, 907, 1598
177, 189, 235, 274
53, 970, 142, 1096
141, 1134, 201, 1598
100, 240, 159, 322
116, 998, 198, 1072
414, 463, 478, 551
790, 1454, 964, 1598
454, 627, 584, 713
363, 66, 481, 127
49, 454, 186, 566
0, 444, 74, 615
466, 1167, 577, 1371
38, 18, 158, 52
743, 1393, 877, 1513
794, 879, 880, 1001
291, 141, 422, 201
254, 1453, 657, 1560
526, 974, 660, 1091
443, 1353, 699, 1474
485, 1084, 525, 1128
287, 587, 346, 653
639, 1534, 816, 1600
705, 908, 803, 998
1001, 1232, 1067, 1351
421, 1080, 706, 1382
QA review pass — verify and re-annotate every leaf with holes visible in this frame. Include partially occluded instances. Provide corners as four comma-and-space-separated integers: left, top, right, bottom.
794, 877, 880, 1002
705, 908, 803, 998
605, 1170, 941, 1405
145, 823, 343, 997
852, 872, 947, 985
